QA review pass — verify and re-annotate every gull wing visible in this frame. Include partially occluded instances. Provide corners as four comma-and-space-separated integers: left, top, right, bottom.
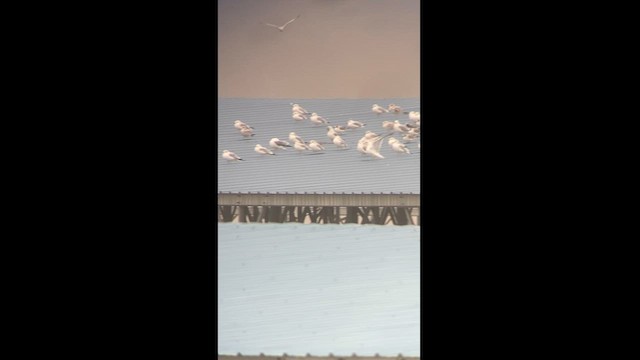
282, 14, 300, 28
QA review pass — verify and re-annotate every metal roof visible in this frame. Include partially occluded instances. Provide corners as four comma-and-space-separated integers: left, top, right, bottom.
218, 98, 420, 194
218, 223, 420, 356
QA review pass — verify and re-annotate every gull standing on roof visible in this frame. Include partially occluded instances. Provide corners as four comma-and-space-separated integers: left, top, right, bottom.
222, 150, 243, 161
333, 125, 347, 134
263, 15, 300, 32
310, 113, 330, 125
308, 140, 325, 152
269, 138, 292, 150
347, 119, 366, 129
234, 120, 253, 130
332, 135, 348, 149
388, 104, 403, 113
293, 139, 310, 153
372, 104, 388, 115
382, 120, 395, 131
289, 132, 304, 144
291, 103, 310, 114
292, 112, 307, 121
239, 127, 255, 137
255, 144, 275, 155
326, 126, 337, 140
402, 132, 419, 142
388, 137, 411, 154
393, 120, 411, 133
408, 111, 420, 122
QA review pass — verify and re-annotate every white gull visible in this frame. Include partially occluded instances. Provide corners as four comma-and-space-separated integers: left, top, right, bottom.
292, 112, 307, 121
308, 140, 325, 152
239, 127, 255, 137
263, 15, 300, 32
388, 137, 411, 154
293, 139, 310, 152
254, 144, 275, 155
310, 112, 330, 125
326, 126, 337, 140
234, 120, 253, 130
289, 132, 305, 144
269, 138, 292, 150
347, 119, 366, 129
332, 135, 348, 149
222, 150, 243, 161
372, 104, 388, 115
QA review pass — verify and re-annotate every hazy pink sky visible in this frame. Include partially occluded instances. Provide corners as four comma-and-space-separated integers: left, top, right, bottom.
218, 0, 420, 99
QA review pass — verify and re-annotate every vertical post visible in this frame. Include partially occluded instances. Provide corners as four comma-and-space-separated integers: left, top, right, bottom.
238, 206, 247, 223
346, 207, 358, 223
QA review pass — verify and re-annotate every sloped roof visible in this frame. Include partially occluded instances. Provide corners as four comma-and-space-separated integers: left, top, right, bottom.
218, 98, 420, 194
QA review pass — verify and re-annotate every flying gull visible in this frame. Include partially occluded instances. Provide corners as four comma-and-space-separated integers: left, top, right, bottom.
263, 15, 300, 32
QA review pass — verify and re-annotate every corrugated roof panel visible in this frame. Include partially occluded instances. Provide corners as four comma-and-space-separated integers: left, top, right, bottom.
218, 98, 420, 194
218, 223, 420, 356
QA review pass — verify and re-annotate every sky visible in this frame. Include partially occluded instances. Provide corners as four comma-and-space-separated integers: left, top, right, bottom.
218, 0, 420, 99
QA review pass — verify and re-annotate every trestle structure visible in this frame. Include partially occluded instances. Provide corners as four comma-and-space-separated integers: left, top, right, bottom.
218, 192, 420, 225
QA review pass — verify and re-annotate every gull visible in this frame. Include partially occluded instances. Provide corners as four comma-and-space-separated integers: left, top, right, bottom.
234, 120, 253, 130
326, 126, 337, 140
364, 130, 379, 138
263, 15, 300, 32
408, 111, 420, 122
388, 137, 411, 154
357, 137, 369, 154
289, 132, 304, 144
332, 135, 348, 149
347, 119, 366, 129
390, 104, 409, 114
291, 103, 310, 114
255, 144, 275, 155
372, 104, 388, 115
292, 112, 307, 121
293, 139, 310, 152
308, 140, 325, 152
388, 104, 403, 113
357, 131, 382, 154
310, 112, 330, 125
402, 132, 419, 142
393, 120, 411, 133
240, 127, 255, 137
269, 138, 292, 150
382, 120, 395, 130
222, 150, 243, 161
333, 125, 347, 134
363, 132, 394, 159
